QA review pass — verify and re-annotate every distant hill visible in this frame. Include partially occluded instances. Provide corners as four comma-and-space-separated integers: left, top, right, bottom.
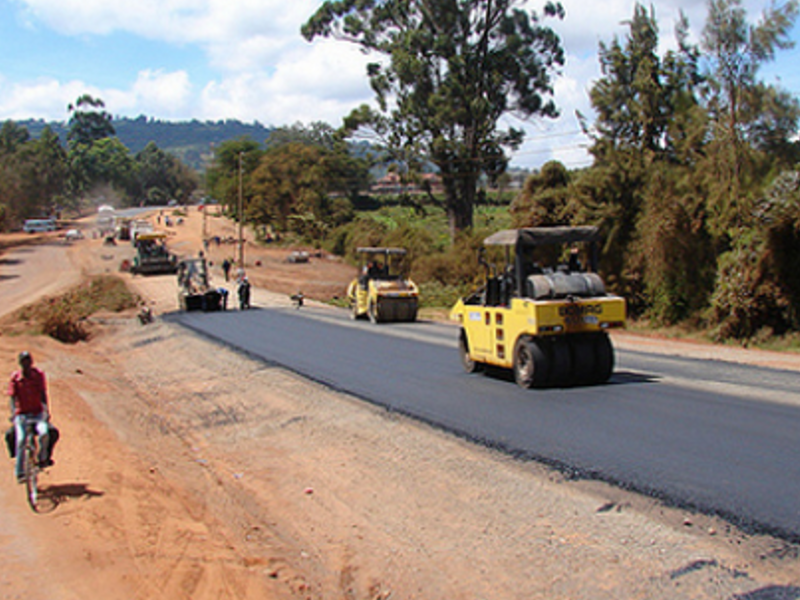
17, 116, 274, 171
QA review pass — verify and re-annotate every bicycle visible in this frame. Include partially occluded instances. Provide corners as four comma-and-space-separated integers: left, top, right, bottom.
19, 420, 44, 512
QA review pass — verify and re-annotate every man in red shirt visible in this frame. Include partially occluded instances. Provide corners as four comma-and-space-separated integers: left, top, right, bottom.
8, 351, 54, 482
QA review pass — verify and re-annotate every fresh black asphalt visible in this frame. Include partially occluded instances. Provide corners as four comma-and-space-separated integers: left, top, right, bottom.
171, 305, 800, 541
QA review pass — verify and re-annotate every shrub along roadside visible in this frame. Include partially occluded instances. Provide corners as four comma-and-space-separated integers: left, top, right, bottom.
7, 275, 141, 343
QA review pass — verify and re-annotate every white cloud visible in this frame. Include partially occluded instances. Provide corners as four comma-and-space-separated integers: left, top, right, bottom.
197, 41, 374, 125
120, 70, 193, 117
0, 76, 94, 121
4, 0, 798, 168
17, 0, 196, 37
17, 0, 319, 69
552, 0, 707, 58
0, 69, 193, 121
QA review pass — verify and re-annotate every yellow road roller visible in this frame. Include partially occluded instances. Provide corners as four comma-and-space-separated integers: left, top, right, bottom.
347, 247, 419, 323
450, 227, 626, 387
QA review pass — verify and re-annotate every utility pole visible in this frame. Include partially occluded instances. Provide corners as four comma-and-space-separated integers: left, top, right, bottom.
238, 151, 244, 270
202, 201, 208, 243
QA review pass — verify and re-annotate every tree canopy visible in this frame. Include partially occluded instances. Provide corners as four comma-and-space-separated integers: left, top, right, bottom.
67, 94, 115, 149
0, 95, 199, 228
529, 0, 800, 339
302, 0, 565, 238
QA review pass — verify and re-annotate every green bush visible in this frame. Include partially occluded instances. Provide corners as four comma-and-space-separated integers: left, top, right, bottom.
709, 232, 789, 341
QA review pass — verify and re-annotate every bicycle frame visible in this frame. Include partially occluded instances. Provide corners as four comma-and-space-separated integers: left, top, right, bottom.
20, 421, 41, 511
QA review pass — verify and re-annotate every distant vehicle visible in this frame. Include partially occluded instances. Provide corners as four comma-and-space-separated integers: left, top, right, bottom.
177, 257, 223, 311
130, 232, 178, 275
23, 219, 57, 233
115, 218, 132, 241
64, 229, 84, 241
287, 250, 310, 264
130, 220, 154, 242
96, 205, 115, 233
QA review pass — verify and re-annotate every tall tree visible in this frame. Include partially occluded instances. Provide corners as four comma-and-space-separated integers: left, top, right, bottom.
302, 0, 565, 238
67, 94, 116, 149
129, 142, 198, 206
205, 138, 264, 221
0, 121, 31, 155
510, 160, 575, 227
0, 123, 68, 224
66, 95, 118, 201
580, 5, 674, 295
26, 126, 69, 213
249, 142, 356, 232
265, 121, 372, 199
589, 4, 665, 156
87, 138, 135, 194
579, 4, 712, 317
701, 0, 799, 234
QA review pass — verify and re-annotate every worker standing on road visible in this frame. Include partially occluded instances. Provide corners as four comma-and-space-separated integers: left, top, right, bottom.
238, 277, 251, 310
222, 258, 231, 282
217, 287, 229, 310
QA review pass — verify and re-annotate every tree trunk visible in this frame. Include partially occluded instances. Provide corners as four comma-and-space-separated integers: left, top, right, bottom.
443, 172, 475, 239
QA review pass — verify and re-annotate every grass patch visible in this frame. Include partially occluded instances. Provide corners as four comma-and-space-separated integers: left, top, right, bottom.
418, 281, 470, 309
8, 275, 141, 343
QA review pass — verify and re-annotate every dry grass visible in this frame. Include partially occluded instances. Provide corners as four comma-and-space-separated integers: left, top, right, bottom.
3, 275, 141, 343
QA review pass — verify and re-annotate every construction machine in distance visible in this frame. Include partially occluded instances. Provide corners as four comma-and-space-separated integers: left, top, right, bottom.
176, 256, 223, 311
347, 247, 419, 323
130, 232, 179, 275
450, 226, 626, 388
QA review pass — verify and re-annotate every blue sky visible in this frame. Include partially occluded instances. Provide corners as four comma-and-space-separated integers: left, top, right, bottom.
0, 0, 797, 169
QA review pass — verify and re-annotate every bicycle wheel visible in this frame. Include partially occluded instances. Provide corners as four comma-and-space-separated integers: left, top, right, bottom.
23, 437, 39, 511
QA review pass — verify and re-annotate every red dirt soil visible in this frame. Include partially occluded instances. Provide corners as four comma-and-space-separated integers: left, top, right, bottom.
1, 209, 799, 600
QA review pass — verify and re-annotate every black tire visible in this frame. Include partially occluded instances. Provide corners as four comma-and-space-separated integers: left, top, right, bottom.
513, 337, 549, 388
590, 333, 614, 383
548, 337, 572, 387
459, 331, 482, 374
23, 438, 39, 512
406, 299, 419, 322
383, 301, 397, 322
569, 335, 596, 385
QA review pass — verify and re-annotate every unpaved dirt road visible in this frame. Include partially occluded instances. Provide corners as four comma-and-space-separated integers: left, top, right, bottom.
1, 211, 800, 600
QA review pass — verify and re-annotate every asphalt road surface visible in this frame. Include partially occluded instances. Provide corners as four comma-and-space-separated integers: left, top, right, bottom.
175, 304, 800, 540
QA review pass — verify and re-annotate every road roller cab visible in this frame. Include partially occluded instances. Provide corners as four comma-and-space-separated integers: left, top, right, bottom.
176, 256, 223, 312
347, 247, 419, 323
450, 226, 626, 387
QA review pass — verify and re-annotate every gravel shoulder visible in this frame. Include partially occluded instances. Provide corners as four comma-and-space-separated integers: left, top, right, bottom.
1, 212, 799, 599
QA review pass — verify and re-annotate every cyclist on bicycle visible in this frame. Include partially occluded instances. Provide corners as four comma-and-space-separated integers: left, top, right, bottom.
8, 351, 55, 483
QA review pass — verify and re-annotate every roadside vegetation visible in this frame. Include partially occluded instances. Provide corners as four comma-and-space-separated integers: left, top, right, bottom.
1, 0, 799, 349
4, 276, 141, 343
